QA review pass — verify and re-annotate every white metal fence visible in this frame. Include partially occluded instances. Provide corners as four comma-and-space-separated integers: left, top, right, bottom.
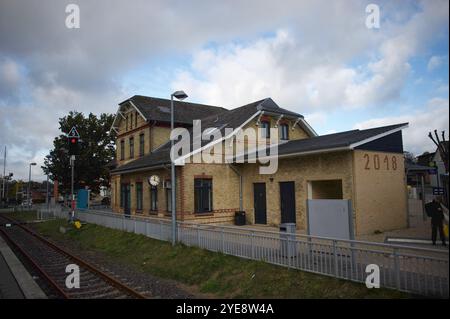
40, 206, 449, 298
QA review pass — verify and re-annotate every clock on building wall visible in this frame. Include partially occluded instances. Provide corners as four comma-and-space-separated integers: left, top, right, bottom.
148, 175, 160, 186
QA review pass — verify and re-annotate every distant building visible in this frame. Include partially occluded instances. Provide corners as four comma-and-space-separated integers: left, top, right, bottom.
416, 141, 449, 205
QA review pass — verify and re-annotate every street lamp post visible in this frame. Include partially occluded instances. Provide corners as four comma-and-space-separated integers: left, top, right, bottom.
28, 162, 36, 209
170, 90, 188, 246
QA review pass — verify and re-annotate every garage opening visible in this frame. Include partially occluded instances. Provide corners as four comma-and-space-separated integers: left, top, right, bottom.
309, 179, 343, 199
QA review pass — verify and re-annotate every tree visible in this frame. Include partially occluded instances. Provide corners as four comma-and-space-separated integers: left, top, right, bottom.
42, 111, 116, 194
404, 151, 415, 164
428, 130, 449, 173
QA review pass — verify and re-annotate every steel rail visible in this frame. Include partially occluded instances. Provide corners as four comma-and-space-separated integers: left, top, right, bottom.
0, 215, 147, 299
0, 226, 69, 299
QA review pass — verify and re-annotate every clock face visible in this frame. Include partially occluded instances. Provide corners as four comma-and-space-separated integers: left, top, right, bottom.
148, 175, 160, 186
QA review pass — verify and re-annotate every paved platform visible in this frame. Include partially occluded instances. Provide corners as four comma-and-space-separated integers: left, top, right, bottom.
0, 252, 24, 298
0, 235, 47, 299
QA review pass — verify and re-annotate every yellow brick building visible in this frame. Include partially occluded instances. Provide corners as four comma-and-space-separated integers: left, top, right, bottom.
110, 95, 408, 236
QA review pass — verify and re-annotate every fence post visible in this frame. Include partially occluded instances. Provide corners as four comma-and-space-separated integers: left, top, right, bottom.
333, 240, 338, 277
159, 220, 163, 240
393, 247, 401, 290
221, 227, 224, 253
197, 225, 200, 247
251, 231, 255, 259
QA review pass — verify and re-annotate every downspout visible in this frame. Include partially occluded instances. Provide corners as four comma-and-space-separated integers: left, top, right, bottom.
229, 164, 243, 211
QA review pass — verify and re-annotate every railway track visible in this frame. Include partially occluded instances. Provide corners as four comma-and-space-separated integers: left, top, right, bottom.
0, 214, 147, 299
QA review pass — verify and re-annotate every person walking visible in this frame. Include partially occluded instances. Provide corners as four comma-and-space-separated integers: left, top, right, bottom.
425, 197, 447, 246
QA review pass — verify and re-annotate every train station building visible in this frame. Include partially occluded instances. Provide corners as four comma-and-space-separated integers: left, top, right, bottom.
109, 95, 408, 236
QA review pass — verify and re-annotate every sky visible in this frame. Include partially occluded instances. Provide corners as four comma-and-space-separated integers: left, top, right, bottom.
0, 0, 449, 181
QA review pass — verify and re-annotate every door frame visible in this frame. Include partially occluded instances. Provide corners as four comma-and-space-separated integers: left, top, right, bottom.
122, 183, 131, 217
279, 181, 296, 223
253, 182, 267, 224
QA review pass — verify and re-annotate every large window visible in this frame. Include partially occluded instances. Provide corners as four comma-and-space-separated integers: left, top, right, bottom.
139, 134, 145, 157
120, 140, 125, 160
129, 136, 134, 158
165, 180, 172, 212
150, 186, 158, 211
136, 182, 143, 211
194, 178, 213, 213
280, 124, 289, 140
261, 121, 270, 139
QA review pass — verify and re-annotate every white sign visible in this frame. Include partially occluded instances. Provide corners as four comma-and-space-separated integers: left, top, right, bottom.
68, 126, 80, 138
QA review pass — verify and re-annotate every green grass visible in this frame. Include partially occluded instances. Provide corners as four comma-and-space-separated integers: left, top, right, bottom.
3, 211, 40, 222
34, 219, 409, 299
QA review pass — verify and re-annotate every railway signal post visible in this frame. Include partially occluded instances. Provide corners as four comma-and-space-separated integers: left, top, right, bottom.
67, 127, 80, 222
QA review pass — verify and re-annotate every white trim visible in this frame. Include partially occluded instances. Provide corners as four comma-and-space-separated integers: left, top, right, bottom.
274, 114, 284, 128
110, 116, 118, 135
299, 118, 318, 137
128, 100, 148, 122
174, 111, 262, 165
232, 124, 408, 163
349, 124, 408, 149
109, 100, 149, 134
291, 117, 301, 131
255, 111, 265, 126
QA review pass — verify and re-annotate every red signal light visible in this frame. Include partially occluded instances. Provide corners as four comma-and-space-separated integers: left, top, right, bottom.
71, 138, 77, 144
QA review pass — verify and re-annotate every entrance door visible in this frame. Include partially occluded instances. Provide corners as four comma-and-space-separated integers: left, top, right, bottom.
253, 183, 267, 224
280, 182, 296, 223
123, 184, 131, 217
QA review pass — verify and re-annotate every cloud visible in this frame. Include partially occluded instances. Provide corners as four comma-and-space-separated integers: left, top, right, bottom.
0, 0, 448, 180
0, 57, 22, 102
173, 1, 449, 113
353, 97, 450, 156
427, 55, 446, 71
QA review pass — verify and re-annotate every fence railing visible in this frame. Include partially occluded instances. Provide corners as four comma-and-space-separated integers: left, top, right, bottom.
40, 206, 449, 298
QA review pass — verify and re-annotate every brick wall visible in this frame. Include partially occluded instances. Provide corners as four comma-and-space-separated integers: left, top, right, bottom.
240, 151, 354, 230
352, 150, 407, 235
181, 163, 240, 224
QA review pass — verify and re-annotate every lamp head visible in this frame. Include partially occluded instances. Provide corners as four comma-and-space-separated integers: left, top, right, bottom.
171, 90, 188, 100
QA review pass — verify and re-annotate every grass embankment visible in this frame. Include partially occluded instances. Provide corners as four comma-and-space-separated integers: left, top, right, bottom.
3, 211, 39, 222
33, 218, 408, 299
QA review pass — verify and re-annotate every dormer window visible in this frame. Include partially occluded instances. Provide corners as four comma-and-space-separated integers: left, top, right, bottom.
280, 124, 289, 140
261, 121, 270, 139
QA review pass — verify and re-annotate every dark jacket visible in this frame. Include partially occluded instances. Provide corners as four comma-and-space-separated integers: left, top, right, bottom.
425, 201, 445, 225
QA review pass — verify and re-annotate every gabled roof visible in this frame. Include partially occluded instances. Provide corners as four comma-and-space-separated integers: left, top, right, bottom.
406, 162, 433, 172
111, 143, 172, 174
121, 95, 228, 125
112, 122, 409, 174
233, 123, 409, 162
417, 152, 435, 166
111, 97, 309, 174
